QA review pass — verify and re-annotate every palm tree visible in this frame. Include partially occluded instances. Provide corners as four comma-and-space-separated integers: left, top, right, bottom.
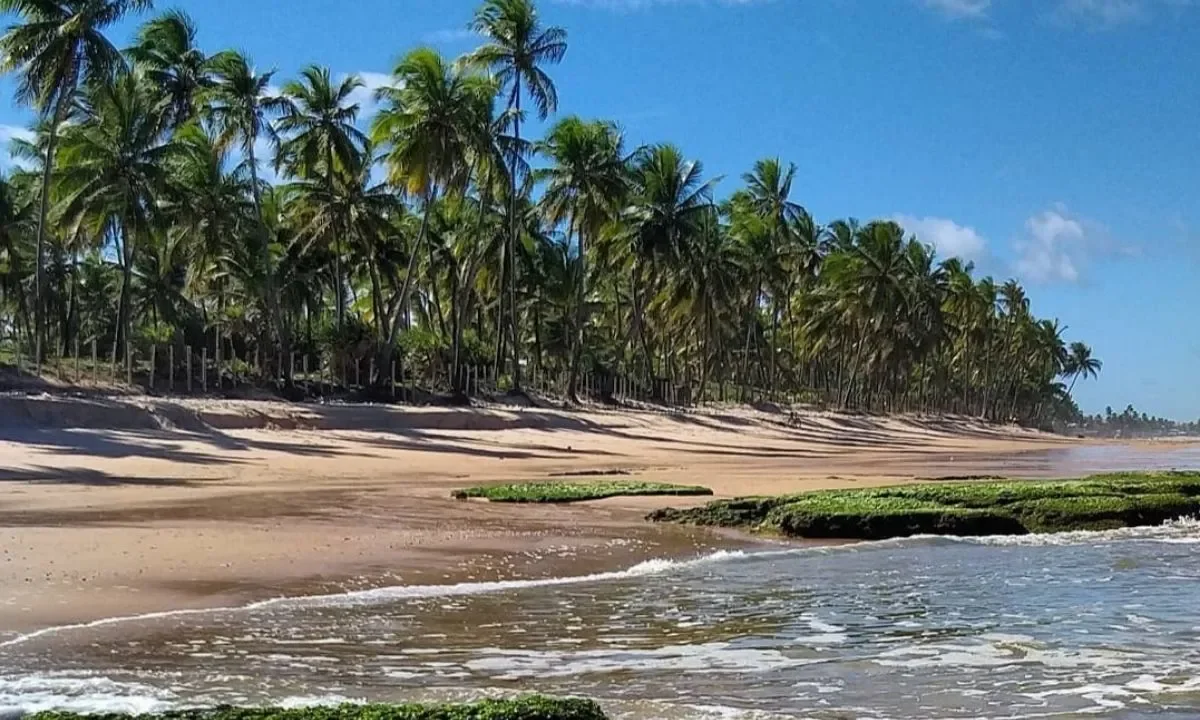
56, 68, 174, 359
0, 0, 153, 360
277, 65, 368, 330
127, 9, 210, 128
536, 116, 628, 399
626, 144, 717, 384
466, 0, 567, 390
205, 49, 290, 358
371, 47, 493, 373
1065, 341, 1101, 396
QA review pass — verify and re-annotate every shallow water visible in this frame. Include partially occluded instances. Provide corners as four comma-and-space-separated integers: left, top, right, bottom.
3, 518, 1200, 719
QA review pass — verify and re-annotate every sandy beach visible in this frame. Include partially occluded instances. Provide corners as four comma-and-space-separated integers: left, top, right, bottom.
0, 395, 1079, 637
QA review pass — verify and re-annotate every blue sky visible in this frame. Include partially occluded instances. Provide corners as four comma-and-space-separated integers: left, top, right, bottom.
1, 0, 1197, 419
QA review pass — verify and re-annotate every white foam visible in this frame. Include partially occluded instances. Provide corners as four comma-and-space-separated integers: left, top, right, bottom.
0, 674, 175, 715
933, 517, 1200, 547
461, 642, 818, 678
0, 550, 752, 650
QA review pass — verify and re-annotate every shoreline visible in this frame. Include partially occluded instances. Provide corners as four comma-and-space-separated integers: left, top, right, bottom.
0, 393, 1129, 638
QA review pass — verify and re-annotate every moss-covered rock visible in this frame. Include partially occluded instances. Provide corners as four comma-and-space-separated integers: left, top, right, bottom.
650, 472, 1200, 540
452, 480, 712, 503
28, 698, 608, 720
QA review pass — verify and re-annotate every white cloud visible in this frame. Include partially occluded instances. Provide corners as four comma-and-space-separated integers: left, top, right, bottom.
422, 28, 478, 44
1009, 202, 1138, 283
893, 214, 990, 263
922, 0, 992, 19
344, 71, 396, 117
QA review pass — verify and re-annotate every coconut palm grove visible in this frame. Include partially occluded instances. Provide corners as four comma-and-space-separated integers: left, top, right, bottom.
0, 0, 1102, 425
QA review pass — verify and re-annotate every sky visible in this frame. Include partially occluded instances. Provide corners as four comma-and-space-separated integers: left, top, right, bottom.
1, 0, 1197, 419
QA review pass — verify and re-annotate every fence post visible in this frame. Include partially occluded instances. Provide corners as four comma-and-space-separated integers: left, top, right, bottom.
15, 337, 22, 375
289, 352, 295, 383
391, 360, 396, 399
186, 347, 193, 393
202, 346, 208, 393
110, 342, 116, 384
169, 345, 175, 393
149, 345, 156, 391
74, 337, 80, 384
369, 358, 376, 389
126, 344, 132, 387
303, 354, 309, 384
55, 349, 61, 381
91, 340, 97, 385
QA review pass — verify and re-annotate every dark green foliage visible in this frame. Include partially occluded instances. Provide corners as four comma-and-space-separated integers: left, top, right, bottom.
453, 480, 712, 503
29, 698, 608, 720
651, 472, 1200, 540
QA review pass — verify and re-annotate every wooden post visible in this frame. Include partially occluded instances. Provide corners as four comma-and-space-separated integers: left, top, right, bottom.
92, 340, 98, 385
202, 346, 208, 393
74, 337, 80, 384
290, 352, 295, 382
303, 354, 309, 383
149, 345, 156, 391
110, 342, 116, 384
391, 360, 397, 399
186, 347, 193, 393
169, 345, 175, 392
354, 358, 360, 388
126, 344, 132, 387
55, 350, 61, 381
369, 358, 376, 389
15, 337, 22, 375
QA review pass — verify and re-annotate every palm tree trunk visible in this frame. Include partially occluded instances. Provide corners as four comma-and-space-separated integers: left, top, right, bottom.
246, 136, 290, 377
328, 146, 344, 333
33, 70, 77, 363
567, 213, 585, 403
507, 80, 523, 391
381, 186, 438, 376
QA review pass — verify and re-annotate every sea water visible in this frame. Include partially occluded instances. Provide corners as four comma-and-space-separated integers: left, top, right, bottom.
3, 519, 1199, 719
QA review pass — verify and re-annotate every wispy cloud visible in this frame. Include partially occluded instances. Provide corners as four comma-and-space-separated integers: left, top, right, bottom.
921, 0, 992, 20
1013, 203, 1135, 283
344, 71, 396, 117
1052, 0, 1147, 26
920, 0, 1193, 28
552, 0, 773, 10
422, 28, 478, 44
893, 214, 990, 263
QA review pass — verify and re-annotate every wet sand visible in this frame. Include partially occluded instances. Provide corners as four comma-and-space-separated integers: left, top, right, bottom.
0, 395, 1104, 636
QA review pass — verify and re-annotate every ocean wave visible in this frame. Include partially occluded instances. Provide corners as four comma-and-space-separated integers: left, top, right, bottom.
928, 516, 1200, 547
0, 673, 176, 716
0, 549, 752, 650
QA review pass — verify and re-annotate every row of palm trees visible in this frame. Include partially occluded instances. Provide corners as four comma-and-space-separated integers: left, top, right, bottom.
0, 0, 1101, 423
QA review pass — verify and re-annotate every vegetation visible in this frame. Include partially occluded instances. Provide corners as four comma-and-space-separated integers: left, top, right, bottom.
452, 479, 712, 502
1076, 404, 1200, 438
649, 472, 1200, 539
0, 1, 1100, 425
29, 698, 608, 720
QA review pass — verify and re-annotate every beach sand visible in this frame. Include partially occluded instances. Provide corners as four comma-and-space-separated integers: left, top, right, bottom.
0, 395, 1075, 636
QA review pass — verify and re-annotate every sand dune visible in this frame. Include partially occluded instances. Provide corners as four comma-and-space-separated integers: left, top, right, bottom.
0, 395, 1074, 636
